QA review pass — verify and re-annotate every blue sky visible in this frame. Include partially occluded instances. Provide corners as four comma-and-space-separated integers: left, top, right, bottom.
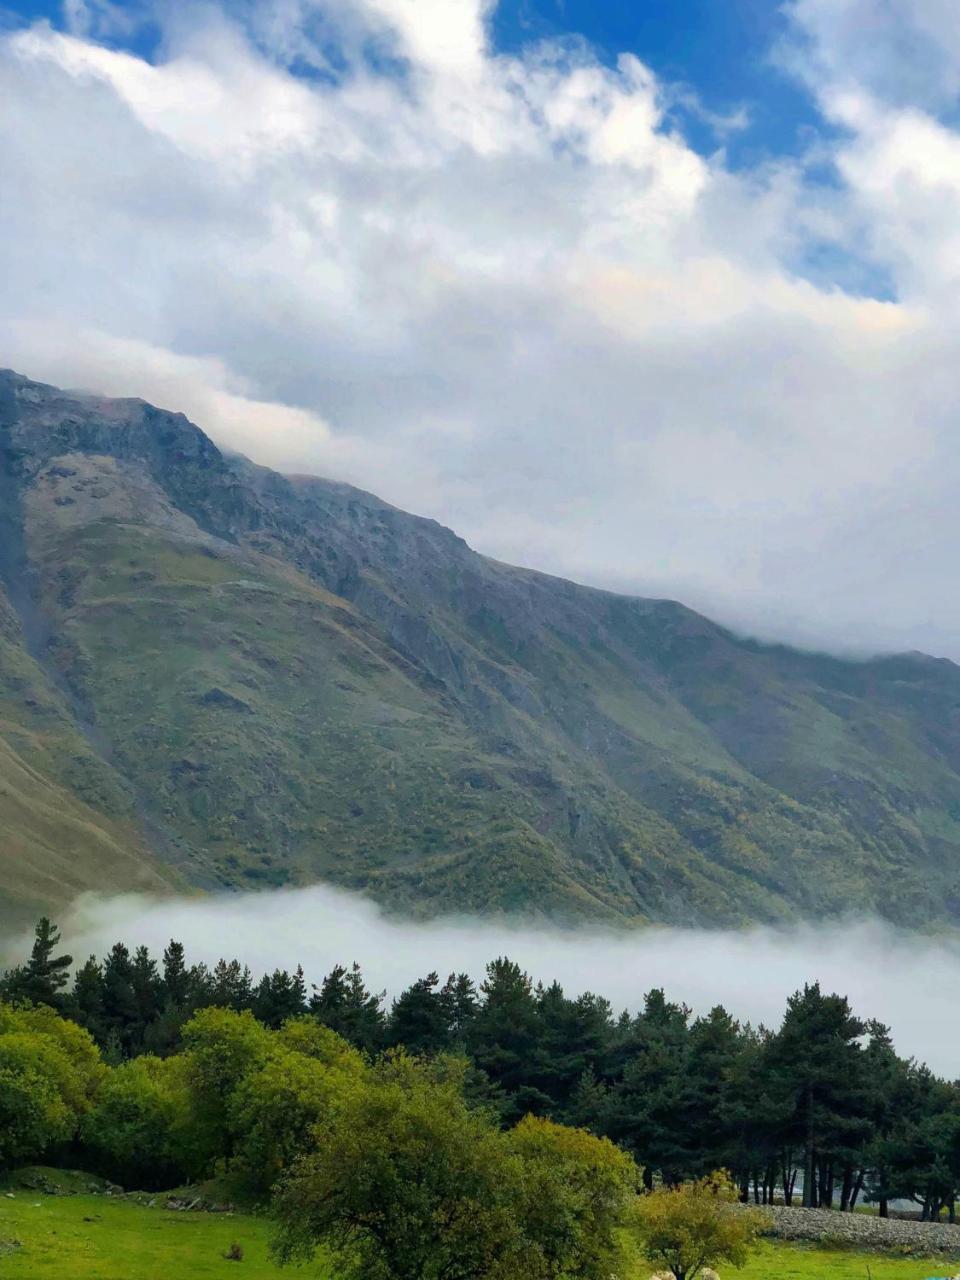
493, 0, 825, 163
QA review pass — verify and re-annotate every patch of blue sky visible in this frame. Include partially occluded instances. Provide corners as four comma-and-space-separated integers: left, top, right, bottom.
1, 0, 162, 58
792, 242, 898, 303
490, 0, 835, 167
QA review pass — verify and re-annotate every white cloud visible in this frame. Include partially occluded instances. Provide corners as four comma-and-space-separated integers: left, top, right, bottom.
6, 885, 960, 1076
783, 0, 960, 110
3, 0, 960, 657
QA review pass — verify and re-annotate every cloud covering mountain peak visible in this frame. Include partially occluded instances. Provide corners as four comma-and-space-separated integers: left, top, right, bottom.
3, 0, 960, 657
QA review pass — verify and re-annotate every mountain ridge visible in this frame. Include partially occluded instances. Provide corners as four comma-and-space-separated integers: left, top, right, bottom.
2, 367, 960, 930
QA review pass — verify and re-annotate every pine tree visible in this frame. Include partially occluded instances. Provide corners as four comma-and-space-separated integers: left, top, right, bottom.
468, 957, 551, 1122
767, 983, 869, 1208
70, 955, 106, 1039
387, 972, 451, 1055
310, 963, 385, 1052
101, 942, 138, 1056
162, 940, 190, 1007
253, 968, 307, 1028
440, 972, 478, 1046
16, 917, 73, 1007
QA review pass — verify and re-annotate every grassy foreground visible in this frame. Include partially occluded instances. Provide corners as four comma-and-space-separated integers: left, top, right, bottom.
0, 1188, 307, 1280
0, 1187, 956, 1280
728, 1240, 957, 1278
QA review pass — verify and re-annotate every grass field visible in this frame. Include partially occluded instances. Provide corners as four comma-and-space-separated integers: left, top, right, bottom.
727, 1240, 957, 1279
0, 1189, 305, 1280
1, 1188, 957, 1280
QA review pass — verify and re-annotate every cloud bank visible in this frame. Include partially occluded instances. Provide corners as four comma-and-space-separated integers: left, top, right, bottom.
2, 1, 960, 657
9, 885, 960, 1078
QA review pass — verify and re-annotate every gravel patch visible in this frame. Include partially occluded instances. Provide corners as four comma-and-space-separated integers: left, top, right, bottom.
760, 1205, 960, 1257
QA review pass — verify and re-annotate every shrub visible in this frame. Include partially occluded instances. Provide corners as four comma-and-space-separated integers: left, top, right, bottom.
629, 1170, 769, 1280
80, 1054, 193, 1189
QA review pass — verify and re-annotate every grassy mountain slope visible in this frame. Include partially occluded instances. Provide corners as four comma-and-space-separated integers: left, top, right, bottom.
2, 367, 960, 928
0, 579, 177, 927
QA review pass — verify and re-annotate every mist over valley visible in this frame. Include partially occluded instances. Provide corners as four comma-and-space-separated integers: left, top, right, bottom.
9, 885, 958, 1078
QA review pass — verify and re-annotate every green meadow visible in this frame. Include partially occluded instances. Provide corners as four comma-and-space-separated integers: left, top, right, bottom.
0, 1187, 955, 1280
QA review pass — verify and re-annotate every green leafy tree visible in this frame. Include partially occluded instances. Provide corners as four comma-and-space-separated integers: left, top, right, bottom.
271, 1050, 539, 1280
0, 1001, 104, 1168
180, 1007, 272, 1169
230, 1029, 365, 1194
507, 1114, 639, 1279
80, 1054, 193, 1188
0, 1058, 70, 1169
630, 1171, 768, 1280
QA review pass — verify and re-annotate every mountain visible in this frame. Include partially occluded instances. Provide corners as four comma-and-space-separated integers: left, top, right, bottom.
2, 368, 960, 931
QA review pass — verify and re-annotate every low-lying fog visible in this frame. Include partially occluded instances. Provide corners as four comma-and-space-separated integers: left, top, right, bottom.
6, 885, 958, 1076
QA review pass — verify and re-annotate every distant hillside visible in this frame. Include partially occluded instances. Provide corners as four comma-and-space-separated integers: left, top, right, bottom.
2, 367, 960, 929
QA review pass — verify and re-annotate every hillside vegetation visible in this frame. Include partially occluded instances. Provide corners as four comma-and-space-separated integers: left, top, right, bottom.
4, 368, 960, 926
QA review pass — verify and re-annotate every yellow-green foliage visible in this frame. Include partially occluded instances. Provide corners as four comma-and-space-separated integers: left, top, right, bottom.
178, 1007, 273, 1170
271, 1048, 520, 1278
79, 1055, 194, 1189
0, 1001, 372, 1195
507, 1115, 640, 1280
629, 1171, 769, 1280
272, 1050, 642, 1280
0, 1002, 104, 1169
229, 1022, 366, 1194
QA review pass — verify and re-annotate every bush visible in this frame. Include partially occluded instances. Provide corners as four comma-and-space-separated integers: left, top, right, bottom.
0, 1001, 105, 1169
271, 1052, 642, 1280
629, 1171, 769, 1280
271, 1051, 537, 1280
228, 1033, 363, 1195
507, 1115, 640, 1280
80, 1054, 194, 1189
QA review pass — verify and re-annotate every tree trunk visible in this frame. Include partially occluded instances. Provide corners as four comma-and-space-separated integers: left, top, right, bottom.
803, 1088, 816, 1209
817, 1159, 830, 1209
850, 1169, 864, 1211
642, 1165, 654, 1192
879, 1197, 888, 1219
840, 1167, 853, 1212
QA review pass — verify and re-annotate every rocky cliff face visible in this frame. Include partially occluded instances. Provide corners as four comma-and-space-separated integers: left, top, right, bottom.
3, 367, 960, 929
